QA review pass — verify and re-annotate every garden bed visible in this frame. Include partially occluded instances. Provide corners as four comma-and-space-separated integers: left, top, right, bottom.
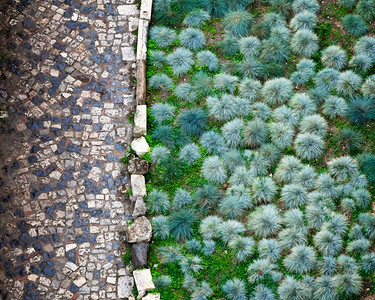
139, 0, 375, 299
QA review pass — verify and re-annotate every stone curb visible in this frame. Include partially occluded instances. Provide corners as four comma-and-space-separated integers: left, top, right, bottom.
123, 0, 158, 299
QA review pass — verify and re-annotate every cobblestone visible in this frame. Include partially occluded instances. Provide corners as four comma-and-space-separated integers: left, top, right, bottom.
0, 0, 138, 298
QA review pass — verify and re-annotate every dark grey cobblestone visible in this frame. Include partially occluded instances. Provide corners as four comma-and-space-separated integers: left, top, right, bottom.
0, 0, 138, 298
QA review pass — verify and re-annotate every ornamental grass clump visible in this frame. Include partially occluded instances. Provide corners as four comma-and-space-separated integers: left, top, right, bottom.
240, 36, 261, 58
152, 216, 170, 240
222, 278, 247, 300
179, 143, 201, 165
292, 0, 319, 13
299, 114, 327, 138
261, 78, 293, 106
291, 29, 319, 57
248, 258, 282, 284
167, 47, 194, 76
148, 73, 173, 90
178, 108, 207, 136
294, 133, 325, 160
281, 184, 308, 208
253, 285, 276, 300
260, 36, 290, 63
289, 93, 317, 116
348, 96, 375, 125
313, 276, 337, 300
314, 229, 343, 256
259, 143, 281, 165
201, 156, 227, 184
180, 28, 206, 51
322, 96, 348, 119
228, 237, 255, 262
269, 122, 295, 149
251, 176, 277, 204
336, 70, 363, 97
247, 204, 282, 238
355, 36, 375, 60
219, 195, 248, 219
175, 83, 197, 102
315, 173, 339, 199
150, 103, 175, 123
200, 131, 227, 155
355, 0, 375, 21
333, 272, 363, 298
284, 245, 317, 273
222, 118, 244, 148
239, 78, 262, 101
149, 50, 166, 67
328, 156, 358, 182
340, 0, 357, 9
183, 10, 210, 27
151, 145, 170, 164
222, 10, 253, 37
290, 11, 317, 31
343, 14, 368, 37
173, 189, 193, 210
314, 68, 340, 91
200, 215, 222, 240
279, 227, 307, 249
278, 276, 312, 300
196, 50, 219, 71
150, 26, 177, 47
243, 119, 269, 148
274, 155, 303, 184
170, 208, 197, 241
219, 220, 246, 244
258, 239, 281, 262
251, 102, 271, 121
293, 165, 317, 190
272, 105, 300, 127
213, 73, 238, 93
361, 74, 375, 98
147, 190, 170, 214
349, 54, 373, 73
321, 46, 347, 70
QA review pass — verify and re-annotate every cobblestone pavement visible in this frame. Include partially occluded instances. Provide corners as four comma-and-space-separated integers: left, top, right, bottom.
0, 0, 138, 299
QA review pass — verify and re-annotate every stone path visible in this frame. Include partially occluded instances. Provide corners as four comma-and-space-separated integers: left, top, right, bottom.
0, 0, 139, 299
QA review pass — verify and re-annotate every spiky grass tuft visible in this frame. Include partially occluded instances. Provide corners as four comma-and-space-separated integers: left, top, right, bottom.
179, 143, 201, 165
222, 118, 244, 148
191, 71, 213, 96
200, 215, 222, 240
269, 122, 295, 149
175, 83, 197, 102
333, 272, 363, 297
355, 35, 375, 60
274, 155, 303, 184
279, 227, 307, 249
361, 253, 375, 273
314, 229, 343, 256
251, 176, 277, 204
293, 165, 317, 190
253, 284, 276, 300
201, 156, 227, 184
222, 278, 247, 300
248, 258, 282, 284
291, 29, 319, 57
179, 28, 206, 51
239, 78, 262, 101
149, 74, 174, 91
152, 216, 170, 240
355, 0, 375, 21
178, 108, 207, 136
219, 195, 248, 220
222, 10, 253, 37
194, 185, 221, 214
191, 281, 213, 300
218, 33, 240, 56
324, 213, 348, 236
349, 54, 373, 73
290, 11, 317, 31
299, 114, 328, 138
281, 184, 308, 208
272, 105, 300, 127
339, 0, 357, 9
347, 238, 370, 254
197, 50, 219, 71
147, 190, 170, 214
361, 74, 375, 98
292, 0, 319, 13
252, 102, 271, 121
183, 10, 210, 27
180, 256, 203, 274
154, 275, 172, 289
151, 103, 175, 124
151, 145, 171, 164
290, 93, 317, 116
321, 46, 347, 70
213, 74, 238, 93
219, 220, 246, 244
337, 70, 363, 97
158, 245, 182, 264
359, 213, 375, 239
278, 276, 312, 299
313, 276, 337, 300
260, 36, 290, 63
247, 204, 282, 238
170, 208, 197, 241
348, 96, 375, 125
240, 36, 261, 58
167, 47, 194, 76
228, 237, 255, 262
259, 143, 281, 165
294, 133, 325, 160
343, 14, 368, 37
315, 173, 339, 199
322, 96, 348, 119
284, 245, 317, 273
261, 78, 293, 107
150, 26, 177, 47
150, 50, 167, 68
314, 68, 340, 91
243, 119, 269, 149
200, 131, 227, 156
358, 153, 375, 184
258, 239, 281, 262
328, 156, 359, 182
173, 189, 193, 210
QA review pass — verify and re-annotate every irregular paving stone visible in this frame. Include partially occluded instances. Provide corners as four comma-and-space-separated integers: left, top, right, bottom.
133, 105, 147, 137
128, 157, 149, 175
131, 136, 150, 156
131, 243, 149, 269
133, 269, 155, 296
133, 197, 147, 218
127, 217, 152, 243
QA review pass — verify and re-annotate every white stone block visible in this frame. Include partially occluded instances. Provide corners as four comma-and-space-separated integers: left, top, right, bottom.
118, 276, 134, 298
133, 269, 155, 295
140, 0, 153, 20
131, 174, 146, 197
134, 105, 147, 137
131, 137, 150, 156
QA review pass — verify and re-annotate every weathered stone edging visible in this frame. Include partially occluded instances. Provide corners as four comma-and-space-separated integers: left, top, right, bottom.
124, 0, 157, 299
